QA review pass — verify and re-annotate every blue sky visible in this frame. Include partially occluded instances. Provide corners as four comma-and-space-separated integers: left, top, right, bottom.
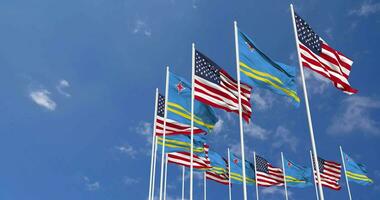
0, 0, 380, 199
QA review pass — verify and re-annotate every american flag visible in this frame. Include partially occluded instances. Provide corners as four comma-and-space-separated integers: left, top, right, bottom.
255, 155, 284, 187
313, 157, 342, 190
206, 171, 229, 185
294, 12, 358, 94
155, 94, 204, 136
167, 144, 211, 170
194, 50, 252, 122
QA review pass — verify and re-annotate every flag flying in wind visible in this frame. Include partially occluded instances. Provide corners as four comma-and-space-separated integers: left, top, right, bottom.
293, 12, 358, 94
167, 72, 218, 133
167, 143, 211, 170
194, 50, 253, 122
206, 171, 229, 185
238, 30, 300, 106
156, 134, 206, 154
155, 93, 204, 136
208, 151, 228, 175
313, 156, 342, 190
283, 158, 313, 188
229, 153, 255, 185
343, 152, 373, 185
255, 155, 284, 187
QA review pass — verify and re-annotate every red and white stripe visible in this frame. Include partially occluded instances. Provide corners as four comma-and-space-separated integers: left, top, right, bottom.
298, 39, 357, 95
314, 160, 342, 190
195, 70, 252, 123
206, 171, 229, 185
167, 144, 211, 170
155, 116, 204, 136
256, 165, 284, 187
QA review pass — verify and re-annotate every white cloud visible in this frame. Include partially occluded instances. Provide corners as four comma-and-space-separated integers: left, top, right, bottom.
136, 121, 153, 144
272, 126, 299, 152
123, 176, 140, 185
324, 28, 333, 40
244, 123, 270, 140
349, 1, 380, 16
115, 144, 138, 158
83, 176, 100, 191
56, 79, 71, 97
213, 118, 224, 134
261, 186, 292, 198
328, 96, 380, 135
302, 69, 330, 94
29, 89, 57, 111
132, 19, 152, 37
251, 91, 275, 111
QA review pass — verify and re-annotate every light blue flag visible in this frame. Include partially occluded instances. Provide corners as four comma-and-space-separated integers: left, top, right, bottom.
284, 158, 313, 188
167, 72, 218, 133
229, 153, 255, 185
343, 152, 373, 185
156, 134, 206, 153
208, 151, 228, 175
238, 30, 300, 106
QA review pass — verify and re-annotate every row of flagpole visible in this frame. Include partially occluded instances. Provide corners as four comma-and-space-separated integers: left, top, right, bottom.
147, 4, 359, 200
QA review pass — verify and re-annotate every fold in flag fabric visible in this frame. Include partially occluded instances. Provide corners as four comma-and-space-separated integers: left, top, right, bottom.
229, 153, 255, 185
293, 12, 358, 94
167, 143, 211, 170
313, 156, 342, 190
208, 151, 228, 175
238, 30, 300, 106
167, 72, 218, 133
255, 155, 284, 187
283, 157, 313, 188
156, 134, 206, 154
206, 171, 229, 185
343, 152, 373, 185
155, 93, 204, 136
194, 50, 252, 122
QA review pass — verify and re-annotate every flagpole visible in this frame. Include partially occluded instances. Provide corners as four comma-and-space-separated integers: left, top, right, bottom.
281, 152, 289, 200
228, 148, 232, 200
152, 136, 158, 200
310, 150, 320, 200
253, 151, 259, 200
148, 89, 159, 200
164, 154, 168, 200
159, 66, 170, 200
182, 166, 185, 200
233, 20, 248, 200
204, 172, 207, 200
340, 146, 353, 200
290, 4, 325, 200
190, 43, 196, 200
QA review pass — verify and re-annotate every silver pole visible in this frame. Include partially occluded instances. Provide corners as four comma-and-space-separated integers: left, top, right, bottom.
310, 150, 320, 200
204, 172, 207, 200
253, 152, 259, 200
281, 152, 289, 200
190, 43, 195, 200
182, 166, 185, 200
148, 89, 159, 200
228, 148, 232, 200
340, 146, 353, 200
164, 154, 168, 200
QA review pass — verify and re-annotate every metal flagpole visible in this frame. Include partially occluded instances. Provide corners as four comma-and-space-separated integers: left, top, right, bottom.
159, 66, 170, 200
164, 154, 168, 200
290, 4, 325, 200
310, 150, 320, 200
190, 43, 195, 200
151, 136, 158, 200
228, 148, 232, 200
233, 20, 248, 200
148, 89, 159, 200
204, 172, 207, 200
182, 166, 185, 200
340, 146, 353, 200
253, 151, 259, 200
281, 152, 289, 200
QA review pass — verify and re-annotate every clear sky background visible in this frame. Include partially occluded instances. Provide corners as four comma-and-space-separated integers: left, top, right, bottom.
1, 0, 380, 199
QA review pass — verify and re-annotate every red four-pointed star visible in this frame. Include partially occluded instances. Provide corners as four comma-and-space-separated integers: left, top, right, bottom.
233, 159, 239, 164
176, 82, 184, 93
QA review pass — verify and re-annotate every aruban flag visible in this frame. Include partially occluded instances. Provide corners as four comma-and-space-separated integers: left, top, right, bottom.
313, 157, 342, 190
194, 50, 252, 122
155, 93, 203, 136
343, 152, 373, 185
255, 155, 284, 187
206, 171, 229, 185
293, 12, 358, 94
167, 144, 211, 170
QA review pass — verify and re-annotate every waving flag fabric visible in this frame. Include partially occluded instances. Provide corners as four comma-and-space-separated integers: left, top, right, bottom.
238, 30, 300, 106
206, 171, 229, 185
168, 72, 218, 133
194, 50, 252, 122
208, 151, 228, 175
313, 157, 342, 190
293, 12, 357, 94
167, 143, 211, 170
155, 93, 204, 136
156, 135, 205, 153
343, 152, 373, 185
255, 155, 284, 187
283, 158, 313, 188
229, 153, 255, 185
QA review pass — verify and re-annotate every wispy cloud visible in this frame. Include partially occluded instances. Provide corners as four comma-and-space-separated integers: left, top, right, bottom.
261, 186, 292, 198
115, 144, 138, 158
328, 96, 380, 135
123, 176, 140, 185
135, 121, 153, 144
272, 126, 299, 152
83, 176, 100, 191
349, 1, 380, 16
251, 91, 275, 111
29, 89, 57, 111
56, 79, 71, 97
213, 118, 224, 134
132, 19, 152, 37
244, 123, 270, 140
302, 69, 330, 94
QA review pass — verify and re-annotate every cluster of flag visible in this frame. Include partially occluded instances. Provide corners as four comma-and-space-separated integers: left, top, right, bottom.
148, 4, 372, 200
